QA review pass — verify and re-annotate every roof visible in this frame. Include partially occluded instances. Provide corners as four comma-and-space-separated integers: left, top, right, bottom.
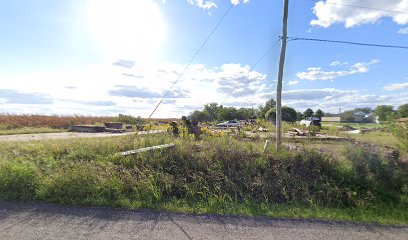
398, 118, 408, 123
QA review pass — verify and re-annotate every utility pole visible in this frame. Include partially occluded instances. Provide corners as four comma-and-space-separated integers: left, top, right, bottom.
276, 0, 289, 148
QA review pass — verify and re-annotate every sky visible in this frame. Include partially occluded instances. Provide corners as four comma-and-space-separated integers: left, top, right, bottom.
0, 0, 407, 117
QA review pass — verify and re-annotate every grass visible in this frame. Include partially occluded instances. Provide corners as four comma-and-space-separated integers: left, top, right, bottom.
321, 122, 384, 129
0, 127, 67, 135
0, 133, 407, 225
347, 131, 399, 148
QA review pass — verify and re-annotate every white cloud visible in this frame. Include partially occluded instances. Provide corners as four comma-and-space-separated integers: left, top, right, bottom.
329, 61, 348, 66
287, 81, 299, 86
311, 0, 408, 28
398, 27, 408, 34
187, 0, 250, 11
384, 82, 408, 90
231, 0, 250, 5
186, 0, 217, 10
0, 62, 268, 117
296, 59, 378, 81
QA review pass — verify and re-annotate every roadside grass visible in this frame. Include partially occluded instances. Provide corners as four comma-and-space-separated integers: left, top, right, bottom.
347, 131, 399, 149
0, 134, 407, 225
0, 127, 67, 136
321, 122, 385, 129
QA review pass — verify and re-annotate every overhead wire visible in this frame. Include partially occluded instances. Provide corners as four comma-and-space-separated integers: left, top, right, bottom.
286, 36, 408, 50
147, 4, 234, 119
307, 0, 408, 15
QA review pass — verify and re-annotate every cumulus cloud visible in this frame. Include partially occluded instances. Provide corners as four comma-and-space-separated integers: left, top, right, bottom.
384, 82, 408, 90
311, 0, 408, 28
187, 0, 250, 11
231, 0, 250, 5
296, 59, 378, 81
186, 0, 217, 11
287, 80, 299, 86
398, 27, 408, 34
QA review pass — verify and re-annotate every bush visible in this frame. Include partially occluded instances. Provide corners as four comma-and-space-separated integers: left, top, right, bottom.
0, 135, 407, 210
0, 161, 39, 199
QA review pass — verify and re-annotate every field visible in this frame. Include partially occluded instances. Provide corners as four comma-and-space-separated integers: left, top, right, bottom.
0, 114, 176, 135
1, 131, 407, 224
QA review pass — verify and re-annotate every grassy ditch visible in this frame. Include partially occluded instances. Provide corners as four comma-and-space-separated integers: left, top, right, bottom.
0, 134, 407, 224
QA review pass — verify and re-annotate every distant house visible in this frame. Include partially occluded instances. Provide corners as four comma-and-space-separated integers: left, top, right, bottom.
321, 116, 341, 123
398, 118, 408, 125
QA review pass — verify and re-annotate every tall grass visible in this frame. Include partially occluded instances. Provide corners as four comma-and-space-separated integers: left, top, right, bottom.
0, 134, 407, 223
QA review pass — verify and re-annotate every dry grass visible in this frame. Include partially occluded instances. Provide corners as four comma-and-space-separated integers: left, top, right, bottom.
0, 114, 115, 129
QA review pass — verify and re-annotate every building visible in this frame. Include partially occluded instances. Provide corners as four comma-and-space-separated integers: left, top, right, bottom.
321, 116, 341, 123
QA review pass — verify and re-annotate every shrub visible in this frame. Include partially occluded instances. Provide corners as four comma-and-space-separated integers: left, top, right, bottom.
0, 161, 39, 199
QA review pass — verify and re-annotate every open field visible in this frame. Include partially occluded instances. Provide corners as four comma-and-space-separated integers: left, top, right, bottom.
1, 132, 407, 224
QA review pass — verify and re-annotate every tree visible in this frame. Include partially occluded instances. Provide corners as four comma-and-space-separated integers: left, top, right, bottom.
265, 106, 297, 123
353, 107, 372, 114
303, 108, 314, 118
189, 110, 210, 123
296, 111, 303, 121
314, 109, 324, 119
374, 105, 394, 122
398, 104, 408, 118
259, 98, 276, 119
203, 103, 222, 121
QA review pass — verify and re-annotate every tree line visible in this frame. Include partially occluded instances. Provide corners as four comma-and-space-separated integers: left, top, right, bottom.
188, 99, 325, 123
188, 99, 408, 124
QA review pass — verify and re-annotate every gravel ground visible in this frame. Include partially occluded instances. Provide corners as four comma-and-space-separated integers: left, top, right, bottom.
0, 201, 407, 240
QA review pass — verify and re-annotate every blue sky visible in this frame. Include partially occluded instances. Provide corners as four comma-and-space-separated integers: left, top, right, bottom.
0, 0, 407, 117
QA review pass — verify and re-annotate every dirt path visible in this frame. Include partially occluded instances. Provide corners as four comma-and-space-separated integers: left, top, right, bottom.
0, 130, 165, 142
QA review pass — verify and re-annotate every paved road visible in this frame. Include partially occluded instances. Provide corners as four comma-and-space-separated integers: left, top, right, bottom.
0, 201, 407, 240
0, 130, 165, 142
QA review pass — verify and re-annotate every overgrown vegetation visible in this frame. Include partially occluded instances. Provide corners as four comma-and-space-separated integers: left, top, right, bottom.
0, 134, 407, 224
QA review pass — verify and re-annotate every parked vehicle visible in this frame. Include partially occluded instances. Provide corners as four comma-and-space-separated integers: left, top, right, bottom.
299, 117, 321, 127
216, 120, 240, 127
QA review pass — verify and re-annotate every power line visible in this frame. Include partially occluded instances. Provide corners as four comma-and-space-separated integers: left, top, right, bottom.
287, 36, 408, 50
148, 4, 234, 119
307, 0, 408, 15
220, 38, 282, 106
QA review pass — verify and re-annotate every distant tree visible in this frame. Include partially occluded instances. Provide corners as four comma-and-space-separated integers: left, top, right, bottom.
341, 111, 356, 123
282, 106, 297, 122
259, 98, 276, 118
204, 103, 222, 121
265, 108, 276, 122
398, 104, 408, 118
218, 107, 238, 121
303, 108, 314, 118
189, 110, 210, 123
353, 107, 372, 114
265, 106, 297, 122
374, 105, 395, 122
296, 111, 303, 121
314, 109, 324, 119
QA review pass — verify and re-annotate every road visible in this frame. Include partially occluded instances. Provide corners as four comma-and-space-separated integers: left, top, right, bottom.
0, 201, 407, 240
0, 130, 165, 142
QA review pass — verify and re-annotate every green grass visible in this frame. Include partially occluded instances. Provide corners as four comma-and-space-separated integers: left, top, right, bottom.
0, 127, 67, 135
0, 134, 407, 225
347, 131, 399, 148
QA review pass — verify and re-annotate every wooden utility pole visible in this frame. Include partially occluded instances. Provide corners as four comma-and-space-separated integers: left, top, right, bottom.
276, 0, 289, 148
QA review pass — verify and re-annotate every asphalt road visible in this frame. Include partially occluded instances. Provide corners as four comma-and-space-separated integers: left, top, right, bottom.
0, 201, 407, 240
